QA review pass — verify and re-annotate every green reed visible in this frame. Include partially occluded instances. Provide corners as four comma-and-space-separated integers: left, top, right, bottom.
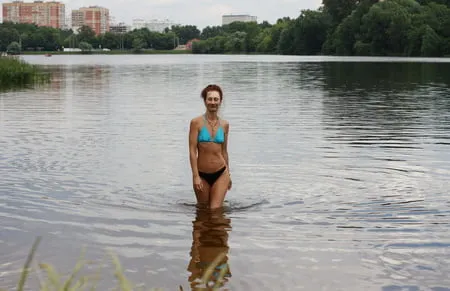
1, 237, 228, 291
0, 57, 50, 90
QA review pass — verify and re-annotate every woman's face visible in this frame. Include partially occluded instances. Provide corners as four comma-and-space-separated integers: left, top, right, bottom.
204, 90, 222, 112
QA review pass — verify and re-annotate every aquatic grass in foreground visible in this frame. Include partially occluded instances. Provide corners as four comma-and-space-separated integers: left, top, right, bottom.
3, 237, 229, 291
0, 57, 50, 90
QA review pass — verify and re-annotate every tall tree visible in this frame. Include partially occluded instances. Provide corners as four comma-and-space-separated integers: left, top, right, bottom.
322, 0, 360, 24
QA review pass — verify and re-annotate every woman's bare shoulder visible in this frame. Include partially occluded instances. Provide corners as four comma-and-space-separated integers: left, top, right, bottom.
190, 115, 203, 126
219, 119, 229, 133
220, 118, 229, 126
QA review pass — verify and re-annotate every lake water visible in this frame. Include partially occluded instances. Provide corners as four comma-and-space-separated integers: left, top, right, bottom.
1, 54, 450, 291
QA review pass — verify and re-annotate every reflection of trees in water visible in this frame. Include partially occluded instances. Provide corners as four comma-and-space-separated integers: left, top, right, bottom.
68, 65, 111, 90
222, 62, 260, 91
65, 65, 112, 115
44, 66, 65, 92
44, 65, 112, 94
321, 61, 450, 93
271, 62, 325, 91
319, 62, 450, 145
187, 207, 232, 290
20, 64, 115, 131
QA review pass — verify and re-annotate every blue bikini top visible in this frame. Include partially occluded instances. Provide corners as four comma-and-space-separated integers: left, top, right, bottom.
197, 115, 225, 144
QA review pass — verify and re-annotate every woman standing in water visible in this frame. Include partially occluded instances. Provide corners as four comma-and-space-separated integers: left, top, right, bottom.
189, 84, 232, 209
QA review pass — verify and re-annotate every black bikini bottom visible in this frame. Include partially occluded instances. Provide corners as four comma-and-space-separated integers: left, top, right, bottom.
198, 166, 226, 186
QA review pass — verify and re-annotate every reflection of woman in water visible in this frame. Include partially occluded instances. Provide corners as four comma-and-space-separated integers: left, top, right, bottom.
189, 84, 232, 209
187, 207, 232, 290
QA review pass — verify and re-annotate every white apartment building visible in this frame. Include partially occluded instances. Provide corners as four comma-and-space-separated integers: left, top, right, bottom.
222, 14, 257, 25
131, 18, 177, 33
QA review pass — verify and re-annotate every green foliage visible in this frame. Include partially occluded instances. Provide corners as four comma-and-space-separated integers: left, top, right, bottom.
132, 36, 146, 52
277, 21, 296, 54
359, 0, 418, 55
421, 24, 443, 56
322, 0, 450, 56
191, 0, 450, 56
200, 26, 224, 40
78, 41, 93, 53
6, 41, 21, 54
0, 57, 50, 90
77, 25, 96, 45
322, 0, 359, 24
0, 26, 20, 52
292, 10, 332, 55
165, 25, 200, 44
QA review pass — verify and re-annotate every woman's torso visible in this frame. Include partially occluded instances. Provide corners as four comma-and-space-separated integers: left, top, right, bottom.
196, 115, 226, 173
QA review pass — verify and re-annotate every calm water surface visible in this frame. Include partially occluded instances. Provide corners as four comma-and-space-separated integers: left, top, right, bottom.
1, 55, 450, 291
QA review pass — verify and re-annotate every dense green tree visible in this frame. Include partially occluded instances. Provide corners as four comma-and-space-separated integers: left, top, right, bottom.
165, 25, 200, 44
7, 41, 21, 54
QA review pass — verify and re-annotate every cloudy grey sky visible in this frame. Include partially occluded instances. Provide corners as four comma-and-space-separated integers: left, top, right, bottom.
1, 0, 322, 29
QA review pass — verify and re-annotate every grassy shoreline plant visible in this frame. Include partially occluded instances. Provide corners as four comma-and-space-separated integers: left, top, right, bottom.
1, 237, 228, 291
0, 57, 50, 90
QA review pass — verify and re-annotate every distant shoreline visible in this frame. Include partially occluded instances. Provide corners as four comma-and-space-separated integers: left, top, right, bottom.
21, 50, 193, 55
17, 51, 450, 58
19, 50, 276, 56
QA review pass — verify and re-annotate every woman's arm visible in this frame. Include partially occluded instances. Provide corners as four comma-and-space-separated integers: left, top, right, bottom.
189, 119, 199, 178
222, 121, 232, 190
222, 121, 230, 172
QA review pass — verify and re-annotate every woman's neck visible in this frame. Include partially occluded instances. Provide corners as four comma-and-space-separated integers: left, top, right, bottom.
205, 111, 218, 120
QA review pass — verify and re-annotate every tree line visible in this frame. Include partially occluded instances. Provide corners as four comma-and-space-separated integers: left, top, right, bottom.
1, 0, 450, 57
193, 0, 450, 57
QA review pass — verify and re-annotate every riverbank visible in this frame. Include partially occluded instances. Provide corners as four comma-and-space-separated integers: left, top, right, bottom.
22, 49, 193, 55
0, 57, 50, 90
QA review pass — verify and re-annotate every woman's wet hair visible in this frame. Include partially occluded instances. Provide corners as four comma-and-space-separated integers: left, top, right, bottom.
201, 84, 223, 101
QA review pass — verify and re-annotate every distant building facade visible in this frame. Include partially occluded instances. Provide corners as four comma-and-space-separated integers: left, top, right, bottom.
109, 22, 130, 34
131, 18, 176, 33
71, 6, 109, 35
2, 0, 65, 29
222, 14, 257, 25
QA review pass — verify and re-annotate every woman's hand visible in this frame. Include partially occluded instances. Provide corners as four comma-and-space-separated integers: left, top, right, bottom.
193, 175, 203, 192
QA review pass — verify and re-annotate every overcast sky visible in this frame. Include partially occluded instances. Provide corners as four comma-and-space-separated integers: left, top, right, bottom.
0, 0, 323, 29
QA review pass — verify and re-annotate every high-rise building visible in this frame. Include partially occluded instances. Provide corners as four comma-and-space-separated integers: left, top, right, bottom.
222, 14, 257, 25
71, 6, 109, 35
2, 0, 65, 29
